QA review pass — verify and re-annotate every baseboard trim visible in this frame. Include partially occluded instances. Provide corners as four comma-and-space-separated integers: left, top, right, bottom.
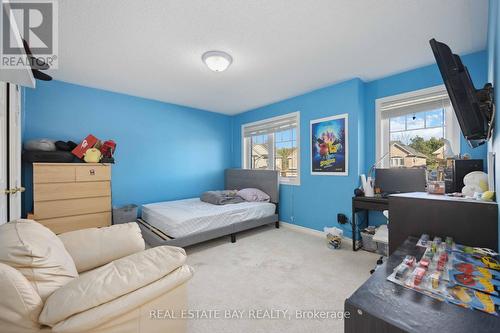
279, 221, 353, 246
279, 221, 324, 238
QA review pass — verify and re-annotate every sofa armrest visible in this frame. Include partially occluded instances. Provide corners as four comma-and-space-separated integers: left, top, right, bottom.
0, 263, 43, 332
39, 245, 188, 328
47, 266, 192, 333
58, 222, 145, 272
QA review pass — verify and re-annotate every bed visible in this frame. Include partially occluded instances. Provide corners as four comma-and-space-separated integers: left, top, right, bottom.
137, 169, 279, 248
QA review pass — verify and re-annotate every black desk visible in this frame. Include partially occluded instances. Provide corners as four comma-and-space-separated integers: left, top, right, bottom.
351, 196, 389, 251
344, 237, 500, 333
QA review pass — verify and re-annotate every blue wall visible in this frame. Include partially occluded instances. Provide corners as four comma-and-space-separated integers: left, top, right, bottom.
231, 79, 365, 237
230, 52, 488, 235
487, 0, 499, 251
22, 80, 232, 213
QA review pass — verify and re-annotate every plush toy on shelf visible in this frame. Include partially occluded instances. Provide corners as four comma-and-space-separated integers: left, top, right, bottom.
462, 171, 489, 198
100, 140, 116, 163
72, 134, 116, 163
83, 148, 102, 163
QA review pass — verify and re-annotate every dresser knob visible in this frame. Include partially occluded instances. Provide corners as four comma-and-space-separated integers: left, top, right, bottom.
89, 169, 95, 176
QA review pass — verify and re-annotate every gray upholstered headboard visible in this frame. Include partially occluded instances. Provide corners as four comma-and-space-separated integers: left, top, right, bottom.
225, 169, 279, 203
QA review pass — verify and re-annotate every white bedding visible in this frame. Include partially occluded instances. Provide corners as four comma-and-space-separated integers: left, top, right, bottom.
141, 198, 276, 238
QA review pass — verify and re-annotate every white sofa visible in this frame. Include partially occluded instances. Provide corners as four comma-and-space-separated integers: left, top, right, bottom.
0, 219, 193, 333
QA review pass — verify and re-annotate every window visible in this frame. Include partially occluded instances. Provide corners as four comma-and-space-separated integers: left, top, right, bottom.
242, 112, 300, 185
376, 85, 460, 170
390, 157, 403, 167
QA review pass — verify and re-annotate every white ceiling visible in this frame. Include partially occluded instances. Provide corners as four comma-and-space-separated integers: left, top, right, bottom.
51, 0, 488, 115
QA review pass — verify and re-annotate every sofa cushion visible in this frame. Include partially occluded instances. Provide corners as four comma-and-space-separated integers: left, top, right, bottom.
39, 245, 187, 326
44, 266, 193, 333
0, 263, 43, 332
58, 222, 145, 273
0, 220, 78, 300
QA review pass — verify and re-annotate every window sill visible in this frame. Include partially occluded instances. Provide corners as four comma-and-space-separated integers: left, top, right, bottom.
280, 179, 300, 186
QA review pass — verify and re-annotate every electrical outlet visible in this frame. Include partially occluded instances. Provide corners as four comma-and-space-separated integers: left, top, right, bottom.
337, 213, 348, 225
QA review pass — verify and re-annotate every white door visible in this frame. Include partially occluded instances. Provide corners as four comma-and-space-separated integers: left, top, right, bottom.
0, 82, 7, 224
9, 84, 22, 220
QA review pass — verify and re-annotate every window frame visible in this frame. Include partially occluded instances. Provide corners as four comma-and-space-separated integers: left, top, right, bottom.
375, 85, 460, 168
241, 111, 300, 185
390, 157, 404, 167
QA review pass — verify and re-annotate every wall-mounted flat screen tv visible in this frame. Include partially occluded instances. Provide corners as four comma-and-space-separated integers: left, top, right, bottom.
430, 38, 494, 148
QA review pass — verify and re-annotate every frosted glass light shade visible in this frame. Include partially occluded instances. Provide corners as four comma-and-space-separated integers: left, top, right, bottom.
202, 51, 232, 72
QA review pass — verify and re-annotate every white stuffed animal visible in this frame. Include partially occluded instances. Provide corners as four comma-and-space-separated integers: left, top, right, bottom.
461, 171, 489, 197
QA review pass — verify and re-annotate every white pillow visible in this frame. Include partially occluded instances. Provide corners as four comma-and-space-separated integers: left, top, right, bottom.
237, 188, 270, 202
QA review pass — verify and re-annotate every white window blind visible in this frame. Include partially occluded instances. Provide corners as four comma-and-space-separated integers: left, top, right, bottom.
243, 114, 298, 137
379, 89, 451, 119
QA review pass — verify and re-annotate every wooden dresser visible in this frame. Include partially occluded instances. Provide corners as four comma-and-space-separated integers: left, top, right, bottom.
32, 163, 112, 234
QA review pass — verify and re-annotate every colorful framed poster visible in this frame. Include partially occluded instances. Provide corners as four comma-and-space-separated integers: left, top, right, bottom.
310, 113, 348, 176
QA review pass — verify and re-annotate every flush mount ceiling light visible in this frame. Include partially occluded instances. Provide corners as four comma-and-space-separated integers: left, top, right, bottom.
202, 51, 233, 72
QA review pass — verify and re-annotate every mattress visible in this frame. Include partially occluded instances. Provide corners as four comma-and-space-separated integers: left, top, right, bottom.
141, 198, 276, 238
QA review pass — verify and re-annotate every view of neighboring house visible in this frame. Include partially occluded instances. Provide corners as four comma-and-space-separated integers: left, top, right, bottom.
251, 143, 269, 169
251, 143, 298, 177
432, 146, 445, 161
389, 141, 427, 168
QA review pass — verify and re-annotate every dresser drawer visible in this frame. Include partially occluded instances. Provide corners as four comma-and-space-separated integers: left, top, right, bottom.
34, 197, 111, 219
37, 212, 111, 234
34, 181, 111, 202
34, 165, 75, 183
75, 165, 111, 182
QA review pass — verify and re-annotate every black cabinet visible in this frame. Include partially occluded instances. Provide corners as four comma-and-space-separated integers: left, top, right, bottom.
444, 159, 483, 193
345, 238, 500, 333
388, 192, 498, 255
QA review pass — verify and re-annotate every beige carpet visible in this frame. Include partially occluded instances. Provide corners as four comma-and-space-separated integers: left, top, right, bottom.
185, 224, 379, 333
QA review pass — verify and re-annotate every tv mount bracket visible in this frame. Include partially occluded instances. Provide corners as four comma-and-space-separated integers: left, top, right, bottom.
477, 83, 495, 140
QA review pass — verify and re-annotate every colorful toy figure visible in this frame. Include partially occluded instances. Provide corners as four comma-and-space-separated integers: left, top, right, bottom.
452, 261, 500, 280
447, 286, 500, 315
420, 234, 430, 246
431, 242, 438, 254
395, 265, 410, 280
453, 251, 500, 272
403, 255, 416, 267
431, 271, 441, 289
450, 273, 499, 296
423, 249, 434, 260
482, 257, 500, 271
437, 252, 448, 271
419, 258, 430, 269
455, 262, 475, 275
413, 267, 426, 286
